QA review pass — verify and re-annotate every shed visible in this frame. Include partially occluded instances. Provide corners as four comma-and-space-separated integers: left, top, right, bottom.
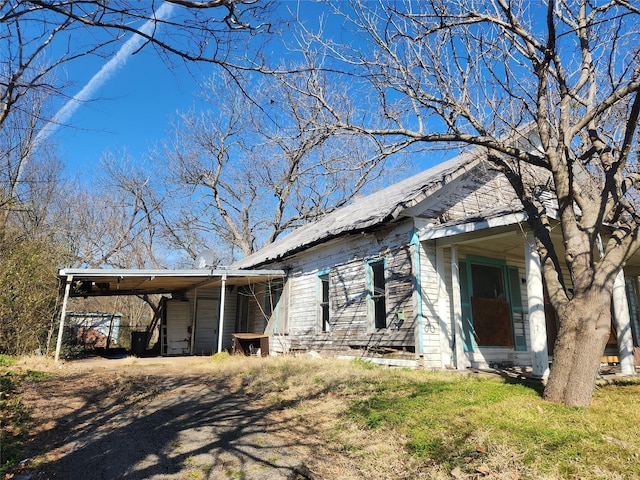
65, 311, 122, 348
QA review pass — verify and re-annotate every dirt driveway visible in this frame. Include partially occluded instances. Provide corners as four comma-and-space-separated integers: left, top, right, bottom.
17, 356, 347, 480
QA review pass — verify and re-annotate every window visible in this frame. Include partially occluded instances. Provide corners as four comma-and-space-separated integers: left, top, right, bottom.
459, 256, 526, 351
368, 259, 387, 329
318, 272, 331, 332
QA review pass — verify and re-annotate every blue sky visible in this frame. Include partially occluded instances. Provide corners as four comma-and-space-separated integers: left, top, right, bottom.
48, 1, 454, 182
50, 1, 328, 180
57, 50, 198, 177
52, 30, 205, 178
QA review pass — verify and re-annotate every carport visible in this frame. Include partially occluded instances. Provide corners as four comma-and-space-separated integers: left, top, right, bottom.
56, 268, 286, 362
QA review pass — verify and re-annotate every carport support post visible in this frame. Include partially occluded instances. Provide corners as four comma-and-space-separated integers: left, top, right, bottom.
55, 276, 73, 363
217, 274, 227, 353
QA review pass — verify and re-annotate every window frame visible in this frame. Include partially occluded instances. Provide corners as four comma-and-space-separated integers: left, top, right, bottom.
318, 270, 331, 332
264, 279, 284, 330
235, 285, 252, 333
367, 258, 387, 330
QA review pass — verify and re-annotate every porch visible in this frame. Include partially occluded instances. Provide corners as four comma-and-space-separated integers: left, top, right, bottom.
417, 212, 640, 378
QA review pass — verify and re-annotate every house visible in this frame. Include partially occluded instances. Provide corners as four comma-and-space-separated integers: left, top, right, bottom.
56, 145, 640, 377
230, 146, 640, 378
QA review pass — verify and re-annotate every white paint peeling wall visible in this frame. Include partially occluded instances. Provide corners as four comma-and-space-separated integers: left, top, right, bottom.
251, 219, 419, 356
418, 240, 449, 369
443, 172, 520, 223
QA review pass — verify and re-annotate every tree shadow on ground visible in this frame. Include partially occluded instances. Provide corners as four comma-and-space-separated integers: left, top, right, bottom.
467, 366, 546, 396
22, 372, 321, 480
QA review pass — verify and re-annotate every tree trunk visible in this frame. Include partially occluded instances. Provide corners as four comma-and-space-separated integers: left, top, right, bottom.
543, 290, 612, 407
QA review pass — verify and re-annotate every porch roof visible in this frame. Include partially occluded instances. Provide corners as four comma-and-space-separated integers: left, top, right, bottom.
58, 268, 286, 297
418, 210, 528, 242
417, 211, 640, 273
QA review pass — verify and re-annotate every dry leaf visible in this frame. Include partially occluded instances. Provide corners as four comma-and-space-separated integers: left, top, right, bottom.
476, 464, 492, 475
476, 444, 488, 454
450, 466, 463, 478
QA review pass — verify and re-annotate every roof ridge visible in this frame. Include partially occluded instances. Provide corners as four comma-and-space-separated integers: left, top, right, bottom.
232, 146, 486, 269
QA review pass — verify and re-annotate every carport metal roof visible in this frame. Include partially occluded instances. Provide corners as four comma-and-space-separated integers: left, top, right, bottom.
55, 267, 286, 362
58, 268, 286, 297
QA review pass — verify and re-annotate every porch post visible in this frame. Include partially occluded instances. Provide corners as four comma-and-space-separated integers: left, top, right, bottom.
450, 245, 467, 370
436, 246, 453, 368
525, 234, 549, 379
612, 270, 635, 375
55, 275, 73, 363
410, 231, 424, 358
217, 274, 227, 353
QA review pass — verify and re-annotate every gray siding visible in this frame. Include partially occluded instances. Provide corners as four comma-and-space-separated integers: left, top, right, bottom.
250, 220, 418, 357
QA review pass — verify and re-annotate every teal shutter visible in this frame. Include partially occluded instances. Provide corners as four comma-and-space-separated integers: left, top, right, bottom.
507, 266, 527, 351
459, 260, 474, 351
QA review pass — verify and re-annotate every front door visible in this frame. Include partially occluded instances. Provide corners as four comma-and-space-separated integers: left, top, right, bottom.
459, 256, 526, 351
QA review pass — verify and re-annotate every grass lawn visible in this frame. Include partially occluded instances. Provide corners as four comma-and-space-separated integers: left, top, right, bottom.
221, 356, 640, 479
2, 354, 640, 479
343, 366, 640, 479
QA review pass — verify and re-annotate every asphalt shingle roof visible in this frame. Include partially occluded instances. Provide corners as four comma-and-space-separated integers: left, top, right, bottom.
232, 147, 485, 269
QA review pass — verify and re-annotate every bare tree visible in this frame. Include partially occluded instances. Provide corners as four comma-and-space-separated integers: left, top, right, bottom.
0, 1, 275, 226
0, 77, 59, 229
53, 155, 169, 354
54, 152, 166, 269
157, 71, 401, 262
0, 1, 276, 355
0, 0, 276, 269
1, 0, 271, 127
279, 0, 640, 406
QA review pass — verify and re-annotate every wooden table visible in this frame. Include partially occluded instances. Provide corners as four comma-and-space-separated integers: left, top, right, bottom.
231, 333, 269, 357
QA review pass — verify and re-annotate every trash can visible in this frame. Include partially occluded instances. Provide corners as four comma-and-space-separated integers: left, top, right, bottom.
131, 331, 148, 357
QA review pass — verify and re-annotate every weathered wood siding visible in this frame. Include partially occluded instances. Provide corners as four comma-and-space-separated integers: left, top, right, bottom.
248, 219, 418, 357
442, 171, 520, 223
417, 241, 453, 369
412, 164, 520, 224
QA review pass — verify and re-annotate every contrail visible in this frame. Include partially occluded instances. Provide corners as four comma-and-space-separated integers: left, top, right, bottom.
30, 2, 176, 159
